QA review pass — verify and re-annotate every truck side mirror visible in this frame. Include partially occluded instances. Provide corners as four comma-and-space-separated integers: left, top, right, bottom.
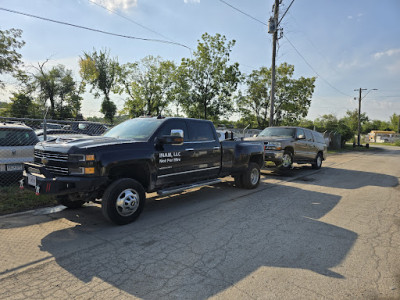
158, 129, 184, 146
159, 135, 183, 145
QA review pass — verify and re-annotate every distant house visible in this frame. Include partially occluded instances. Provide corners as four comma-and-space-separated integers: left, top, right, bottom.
368, 130, 398, 143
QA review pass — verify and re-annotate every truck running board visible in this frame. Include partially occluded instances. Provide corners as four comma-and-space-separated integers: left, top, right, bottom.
157, 179, 222, 196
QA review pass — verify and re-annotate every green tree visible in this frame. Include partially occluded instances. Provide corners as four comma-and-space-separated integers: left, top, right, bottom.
9, 62, 83, 119
0, 28, 25, 87
5, 92, 41, 118
297, 119, 314, 130
313, 114, 339, 132
237, 63, 315, 128
80, 49, 119, 123
341, 109, 368, 133
117, 56, 176, 117
389, 113, 399, 132
32, 62, 83, 119
176, 33, 241, 121
362, 119, 392, 133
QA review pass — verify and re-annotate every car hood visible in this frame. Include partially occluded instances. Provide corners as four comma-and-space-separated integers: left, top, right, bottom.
36, 136, 138, 153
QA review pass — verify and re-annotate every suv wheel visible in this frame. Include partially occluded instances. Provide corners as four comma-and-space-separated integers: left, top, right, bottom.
312, 153, 323, 169
278, 151, 293, 170
102, 178, 146, 225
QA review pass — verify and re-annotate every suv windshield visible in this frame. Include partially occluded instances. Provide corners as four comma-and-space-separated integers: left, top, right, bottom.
258, 127, 295, 138
0, 129, 38, 146
104, 118, 164, 140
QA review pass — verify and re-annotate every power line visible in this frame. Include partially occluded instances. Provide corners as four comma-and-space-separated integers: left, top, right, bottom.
218, 0, 267, 26
0, 7, 192, 52
283, 33, 352, 97
277, 0, 295, 26
86, 0, 177, 44
216, 1, 352, 99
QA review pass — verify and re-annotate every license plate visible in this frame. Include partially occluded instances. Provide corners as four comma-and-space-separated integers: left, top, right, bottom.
6, 164, 23, 171
27, 174, 37, 186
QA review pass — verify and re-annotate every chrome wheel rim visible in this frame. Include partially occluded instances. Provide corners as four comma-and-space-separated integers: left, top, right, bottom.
115, 188, 140, 216
250, 168, 259, 185
282, 154, 292, 168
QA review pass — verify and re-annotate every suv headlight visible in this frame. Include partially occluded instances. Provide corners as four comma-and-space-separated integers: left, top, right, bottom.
265, 142, 282, 150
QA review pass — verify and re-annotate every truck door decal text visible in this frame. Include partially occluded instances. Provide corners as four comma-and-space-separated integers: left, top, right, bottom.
159, 152, 181, 163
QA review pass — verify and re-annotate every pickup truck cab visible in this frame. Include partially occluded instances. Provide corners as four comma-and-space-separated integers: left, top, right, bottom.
22, 117, 264, 225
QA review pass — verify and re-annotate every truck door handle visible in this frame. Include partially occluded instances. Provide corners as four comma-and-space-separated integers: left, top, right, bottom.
213, 146, 220, 150
185, 148, 194, 151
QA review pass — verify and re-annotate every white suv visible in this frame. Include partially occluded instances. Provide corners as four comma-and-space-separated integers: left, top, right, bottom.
0, 123, 38, 184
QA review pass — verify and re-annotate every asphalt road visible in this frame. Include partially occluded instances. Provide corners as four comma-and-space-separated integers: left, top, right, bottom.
0, 146, 399, 299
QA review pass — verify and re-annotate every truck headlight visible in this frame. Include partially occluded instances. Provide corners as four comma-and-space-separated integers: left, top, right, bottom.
69, 154, 95, 162
265, 142, 282, 150
69, 167, 95, 175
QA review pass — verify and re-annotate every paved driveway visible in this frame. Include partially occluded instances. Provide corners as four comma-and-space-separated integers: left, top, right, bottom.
0, 146, 399, 299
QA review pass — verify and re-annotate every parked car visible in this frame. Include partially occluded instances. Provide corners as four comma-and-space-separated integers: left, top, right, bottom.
0, 123, 39, 184
40, 122, 63, 130
70, 122, 109, 136
247, 126, 327, 170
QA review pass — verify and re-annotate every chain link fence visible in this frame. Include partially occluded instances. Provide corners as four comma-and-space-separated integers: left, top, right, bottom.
0, 117, 110, 186
323, 131, 342, 150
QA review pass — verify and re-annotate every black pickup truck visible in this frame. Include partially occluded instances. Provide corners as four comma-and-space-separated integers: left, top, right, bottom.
22, 117, 264, 225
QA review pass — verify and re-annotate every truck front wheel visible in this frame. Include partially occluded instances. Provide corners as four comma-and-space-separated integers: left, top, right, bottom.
102, 178, 146, 225
241, 162, 261, 189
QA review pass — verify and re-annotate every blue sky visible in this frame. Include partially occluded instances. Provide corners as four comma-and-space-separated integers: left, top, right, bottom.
1, 0, 399, 122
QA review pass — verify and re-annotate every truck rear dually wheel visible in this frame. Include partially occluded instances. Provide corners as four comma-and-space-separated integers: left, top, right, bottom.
102, 178, 146, 225
241, 162, 261, 189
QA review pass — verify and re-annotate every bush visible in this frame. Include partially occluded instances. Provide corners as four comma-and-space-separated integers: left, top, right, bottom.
395, 140, 400, 146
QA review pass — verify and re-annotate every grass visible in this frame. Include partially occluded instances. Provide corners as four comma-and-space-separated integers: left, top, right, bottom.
0, 185, 57, 216
328, 143, 387, 154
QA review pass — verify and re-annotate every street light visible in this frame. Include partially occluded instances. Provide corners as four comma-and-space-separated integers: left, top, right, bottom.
354, 88, 378, 146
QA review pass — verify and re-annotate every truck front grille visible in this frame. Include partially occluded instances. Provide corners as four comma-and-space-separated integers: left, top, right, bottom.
34, 150, 68, 162
44, 165, 69, 175
34, 150, 69, 176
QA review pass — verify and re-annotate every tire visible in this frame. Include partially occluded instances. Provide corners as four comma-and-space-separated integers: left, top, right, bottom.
241, 162, 261, 189
56, 195, 85, 209
277, 151, 293, 171
312, 153, 323, 169
101, 178, 146, 225
234, 175, 243, 188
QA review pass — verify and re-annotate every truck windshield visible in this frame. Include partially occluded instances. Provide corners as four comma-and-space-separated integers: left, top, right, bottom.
258, 127, 295, 138
104, 118, 164, 140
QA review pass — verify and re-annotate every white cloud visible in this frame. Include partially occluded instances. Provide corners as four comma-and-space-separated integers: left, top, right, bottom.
373, 48, 400, 59
184, 0, 200, 3
90, 0, 138, 12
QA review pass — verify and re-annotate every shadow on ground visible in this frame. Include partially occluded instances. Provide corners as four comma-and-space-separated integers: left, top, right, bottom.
262, 166, 399, 190
36, 183, 357, 299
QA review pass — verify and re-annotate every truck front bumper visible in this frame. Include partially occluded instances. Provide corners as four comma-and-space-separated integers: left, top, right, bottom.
22, 162, 107, 195
264, 150, 284, 163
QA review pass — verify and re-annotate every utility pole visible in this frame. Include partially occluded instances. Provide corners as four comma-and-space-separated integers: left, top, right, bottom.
354, 88, 377, 146
355, 88, 367, 146
268, 0, 280, 127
